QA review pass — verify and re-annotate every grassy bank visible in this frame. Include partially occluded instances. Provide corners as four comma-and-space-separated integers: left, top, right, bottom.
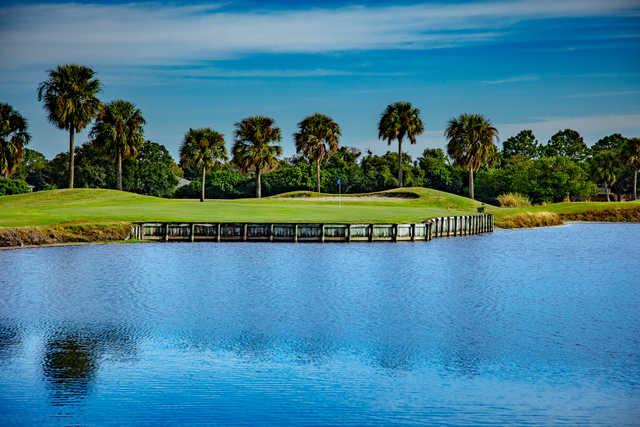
1, 188, 639, 246
0, 187, 480, 227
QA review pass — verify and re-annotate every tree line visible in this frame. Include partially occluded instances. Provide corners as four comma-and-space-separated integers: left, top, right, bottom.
1, 63, 639, 203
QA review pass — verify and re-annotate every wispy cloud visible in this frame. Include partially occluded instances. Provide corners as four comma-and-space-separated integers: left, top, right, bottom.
0, 0, 638, 69
481, 75, 540, 85
563, 90, 640, 98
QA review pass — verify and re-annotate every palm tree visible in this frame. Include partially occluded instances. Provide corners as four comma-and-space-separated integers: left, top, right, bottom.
180, 128, 227, 202
38, 64, 101, 188
294, 113, 341, 193
445, 113, 498, 200
232, 116, 282, 198
377, 102, 424, 187
0, 103, 30, 178
625, 137, 640, 200
591, 149, 621, 202
90, 100, 145, 191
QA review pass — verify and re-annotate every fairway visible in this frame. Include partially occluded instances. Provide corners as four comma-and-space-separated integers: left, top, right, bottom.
0, 187, 482, 227
2, 187, 640, 228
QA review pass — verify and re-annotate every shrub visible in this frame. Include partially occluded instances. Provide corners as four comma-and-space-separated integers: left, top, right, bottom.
0, 178, 31, 196
497, 212, 562, 228
497, 192, 531, 207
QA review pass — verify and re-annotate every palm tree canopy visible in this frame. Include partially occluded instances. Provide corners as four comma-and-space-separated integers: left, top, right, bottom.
626, 137, 640, 170
378, 102, 424, 145
445, 113, 498, 171
37, 64, 101, 132
294, 113, 341, 163
591, 149, 621, 185
180, 128, 227, 172
232, 116, 282, 174
0, 103, 31, 178
90, 100, 145, 161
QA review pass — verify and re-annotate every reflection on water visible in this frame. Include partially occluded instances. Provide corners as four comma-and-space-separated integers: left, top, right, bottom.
0, 223, 639, 425
43, 334, 98, 405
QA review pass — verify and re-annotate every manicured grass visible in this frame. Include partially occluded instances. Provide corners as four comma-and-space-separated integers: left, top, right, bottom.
0, 187, 481, 227
1, 187, 639, 228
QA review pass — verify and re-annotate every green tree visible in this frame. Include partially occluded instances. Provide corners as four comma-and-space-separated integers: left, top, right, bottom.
590, 150, 622, 202
179, 128, 227, 202
417, 148, 456, 192
502, 129, 539, 160
90, 100, 145, 190
543, 129, 588, 162
123, 141, 179, 197
445, 113, 498, 200
624, 137, 640, 200
0, 103, 31, 178
37, 64, 101, 188
377, 102, 424, 187
232, 116, 282, 198
15, 148, 48, 190
591, 133, 627, 153
294, 113, 341, 193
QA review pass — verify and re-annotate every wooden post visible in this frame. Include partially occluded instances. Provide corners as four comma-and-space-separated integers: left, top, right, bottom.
190, 223, 195, 242
392, 224, 398, 242
269, 224, 274, 242
164, 223, 169, 241
411, 223, 416, 241
368, 224, 373, 242
346, 224, 351, 242
320, 224, 325, 243
294, 224, 298, 243
243, 223, 248, 241
216, 223, 221, 242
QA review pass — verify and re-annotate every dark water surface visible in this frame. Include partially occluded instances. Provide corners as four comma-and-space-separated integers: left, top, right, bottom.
1, 223, 639, 425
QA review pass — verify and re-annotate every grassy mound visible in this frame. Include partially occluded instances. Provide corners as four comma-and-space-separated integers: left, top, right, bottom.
0, 187, 480, 228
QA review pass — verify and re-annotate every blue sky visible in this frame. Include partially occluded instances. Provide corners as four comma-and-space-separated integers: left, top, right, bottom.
1, 0, 639, 159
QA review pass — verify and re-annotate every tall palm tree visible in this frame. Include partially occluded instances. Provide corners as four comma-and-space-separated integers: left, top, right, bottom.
232, 116, 282, 198
445, 113, 498, 200
625, 137, 640, 200
294, 113, 341, 193
0, 103, 30, 178
38, 64, 101, 188
180, 128, 227, 202
90, 100, 145, 191
377, 102, 424, 187
591, 149, 620, 202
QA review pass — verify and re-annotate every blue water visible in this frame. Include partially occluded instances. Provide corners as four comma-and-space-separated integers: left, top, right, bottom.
0, 223, 639, 425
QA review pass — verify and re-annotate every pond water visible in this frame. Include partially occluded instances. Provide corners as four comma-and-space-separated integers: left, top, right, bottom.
1, 223, 639, 425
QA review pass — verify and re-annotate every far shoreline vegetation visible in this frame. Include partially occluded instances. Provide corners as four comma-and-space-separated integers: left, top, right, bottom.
1, 63, 640, 246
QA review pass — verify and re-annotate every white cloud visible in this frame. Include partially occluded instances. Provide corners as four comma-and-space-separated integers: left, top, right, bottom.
0, 0, 638, 69
481, 75, 540, 85
563, 90, 640, 98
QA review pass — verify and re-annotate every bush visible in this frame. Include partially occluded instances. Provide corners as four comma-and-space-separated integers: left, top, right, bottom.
497, 192, 531, 207
497, 212, 562, 228
0, 178, 31, 196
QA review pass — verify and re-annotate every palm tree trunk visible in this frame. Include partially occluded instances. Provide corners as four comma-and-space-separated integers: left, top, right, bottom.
200, 166, 206, 202
316, 160, 321, 193
68, 128, 75, 189
469, 169, 475, 200
634, 170, 638, 201
117, 151, 123, 191
256, 167, 262, 198
605, 184, 610, 202
397, 137, 403, 187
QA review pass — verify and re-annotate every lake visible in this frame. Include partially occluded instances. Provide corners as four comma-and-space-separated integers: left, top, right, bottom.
1, 223, 639, 425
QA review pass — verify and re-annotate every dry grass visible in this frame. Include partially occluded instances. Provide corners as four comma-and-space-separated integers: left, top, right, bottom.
496, 193, 532, 208
0, 223, 132, 247
561, 206, 640, 222
497, 212, 563, 229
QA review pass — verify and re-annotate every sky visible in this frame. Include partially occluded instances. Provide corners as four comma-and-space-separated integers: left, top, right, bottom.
1, 0, 639, 160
